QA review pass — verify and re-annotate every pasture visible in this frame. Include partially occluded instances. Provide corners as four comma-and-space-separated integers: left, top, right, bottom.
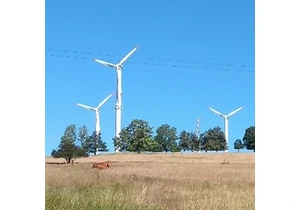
45, 153, 255, 210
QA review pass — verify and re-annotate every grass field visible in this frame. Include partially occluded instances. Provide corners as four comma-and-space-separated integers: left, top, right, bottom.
45, 153, 255, 210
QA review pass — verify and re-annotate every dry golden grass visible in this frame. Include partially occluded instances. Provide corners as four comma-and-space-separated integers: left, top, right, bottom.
46, 153, 255, 210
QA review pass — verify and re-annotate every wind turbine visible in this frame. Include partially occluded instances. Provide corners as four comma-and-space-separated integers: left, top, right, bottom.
93, 46, 139, 153
209, 106, 243, 153
76, 92, 114, 155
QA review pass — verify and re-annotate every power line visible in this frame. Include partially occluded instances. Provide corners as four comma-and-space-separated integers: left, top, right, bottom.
47, 48, 255, 69
45, 49, 255, 74
45, 53, 253, 74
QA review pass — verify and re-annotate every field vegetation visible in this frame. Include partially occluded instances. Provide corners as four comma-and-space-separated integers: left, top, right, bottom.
46, 153, 255, 210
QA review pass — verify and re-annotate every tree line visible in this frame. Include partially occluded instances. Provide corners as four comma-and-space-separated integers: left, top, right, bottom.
51, 119, 255, 163
113, 119, 254, 153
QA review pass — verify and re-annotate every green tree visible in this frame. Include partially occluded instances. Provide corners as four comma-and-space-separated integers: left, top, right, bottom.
203, 139, 217, 152
178, 130, 191, 152
202, 126, 227, 152
146, 139, 161, 152
199, 133, 205, 151
62, 124, 77, 143
118, 119, 154, 153
170, 142, 181, 152
151, 143, 164, 152
243, 126, 255, 152
78, 125, 90, 151
234, 139, 244, 152
88, 131, 108, 155
154, 124, 178, 152
190, 132, 201, 152
113, 136, 126, 152
51, 124, 88, 163
98, 140, 109, 152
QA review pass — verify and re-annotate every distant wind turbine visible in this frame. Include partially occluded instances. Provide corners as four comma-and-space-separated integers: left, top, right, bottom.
209, 106, 243, 152
93, 46, 139, 153
76, 92, 114, 155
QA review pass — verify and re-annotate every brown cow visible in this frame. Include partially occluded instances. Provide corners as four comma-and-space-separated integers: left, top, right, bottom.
92, 160, 111, 169
93, 164, 108, 170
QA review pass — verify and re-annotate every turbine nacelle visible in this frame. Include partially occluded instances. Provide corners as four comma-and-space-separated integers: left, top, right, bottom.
209, 107, 226, 118
93, 45, 139, 70
76, 92, 114, 112
209, 106, 243, 118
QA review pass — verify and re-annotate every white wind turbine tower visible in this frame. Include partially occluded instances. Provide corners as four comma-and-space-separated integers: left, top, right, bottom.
76, 92, 114, 155
209, 106, 243, 153
93, 46, 139, 153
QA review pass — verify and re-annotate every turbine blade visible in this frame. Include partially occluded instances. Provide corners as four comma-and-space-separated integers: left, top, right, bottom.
96, 92, 114, 109
94, 59, 117, 68
209, 107, 225, 117
118, 45, 139, 65
76, 103, 95, 111
227, 107, 243, 117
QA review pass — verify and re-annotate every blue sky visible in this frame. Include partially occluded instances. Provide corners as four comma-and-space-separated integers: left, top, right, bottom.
45, 0, 254, 155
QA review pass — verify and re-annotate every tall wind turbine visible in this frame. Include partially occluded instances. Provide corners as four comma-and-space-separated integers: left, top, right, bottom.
209, 106, 243, 152
76, 92, 113, 155
93, 46, 139, 153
